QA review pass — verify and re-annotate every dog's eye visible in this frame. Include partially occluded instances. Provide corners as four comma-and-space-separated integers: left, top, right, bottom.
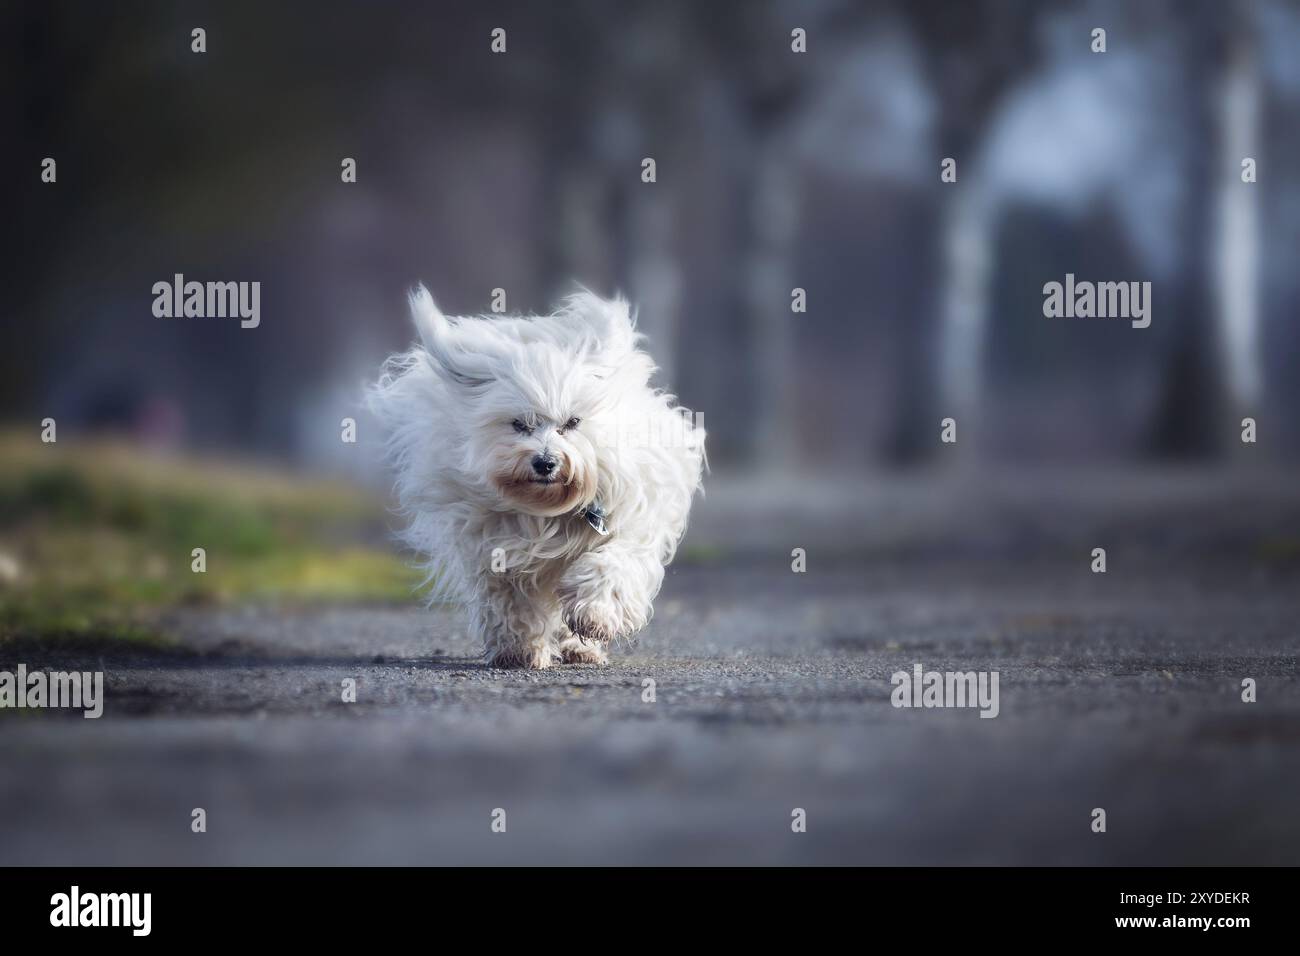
511, 419, 533, 435
560, 417, 581, 433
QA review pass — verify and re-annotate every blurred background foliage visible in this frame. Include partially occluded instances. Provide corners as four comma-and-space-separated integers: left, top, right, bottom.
6, 0, 1300, 471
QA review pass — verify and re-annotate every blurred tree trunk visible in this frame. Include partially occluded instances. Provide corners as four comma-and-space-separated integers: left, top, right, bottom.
745, 122, 801, 468
936, 187, 994, 460
603, 6, 686, 388
1149, 2, 1232, 459
539, 6, 612, 298
717, 0, 878, 469
1214, 22, 1263, 460
894, 0, 1040, 464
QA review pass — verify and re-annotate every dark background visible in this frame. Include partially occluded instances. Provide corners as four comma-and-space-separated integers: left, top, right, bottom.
7, 0, 1300, 475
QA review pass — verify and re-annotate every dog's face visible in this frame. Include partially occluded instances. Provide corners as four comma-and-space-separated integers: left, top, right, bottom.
409, 288, 653, 517
479, 393, 598, 517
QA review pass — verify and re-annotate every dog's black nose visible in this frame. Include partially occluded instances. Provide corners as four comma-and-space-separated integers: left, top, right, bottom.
531, 454, 558, 477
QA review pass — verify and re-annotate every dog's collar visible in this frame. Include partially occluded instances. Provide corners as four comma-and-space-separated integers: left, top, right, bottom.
576, 500, 610, 536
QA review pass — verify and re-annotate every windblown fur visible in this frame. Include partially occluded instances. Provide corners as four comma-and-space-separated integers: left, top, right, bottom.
369, 286, 705, 668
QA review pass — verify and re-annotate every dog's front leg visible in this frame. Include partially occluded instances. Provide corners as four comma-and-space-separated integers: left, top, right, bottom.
472, 574, 557, 669
557, 545, 663, 646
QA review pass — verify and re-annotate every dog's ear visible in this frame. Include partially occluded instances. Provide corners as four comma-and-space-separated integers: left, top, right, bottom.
409, 285, 492, 388
561, 290, 639, 360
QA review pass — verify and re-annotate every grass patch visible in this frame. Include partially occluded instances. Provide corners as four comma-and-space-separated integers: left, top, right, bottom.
0, 432, 421, 643
679, 542, 728, 565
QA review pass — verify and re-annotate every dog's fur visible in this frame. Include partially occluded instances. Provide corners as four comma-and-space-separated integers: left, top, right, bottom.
369, 287, 705, 668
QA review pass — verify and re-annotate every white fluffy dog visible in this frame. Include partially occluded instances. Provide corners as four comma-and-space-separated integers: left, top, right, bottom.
370, 287, 705, 668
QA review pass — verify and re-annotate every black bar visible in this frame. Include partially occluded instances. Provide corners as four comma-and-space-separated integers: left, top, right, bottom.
0, 867, 1278, 942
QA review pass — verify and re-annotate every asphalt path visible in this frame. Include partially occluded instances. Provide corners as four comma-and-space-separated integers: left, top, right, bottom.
2, 469, 1298, 864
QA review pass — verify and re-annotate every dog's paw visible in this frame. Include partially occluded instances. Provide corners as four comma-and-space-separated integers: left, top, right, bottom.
487, 643, 555, 670
557, 556, 650, 645
562, 596, 639, 645
558, 634, 609, 665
